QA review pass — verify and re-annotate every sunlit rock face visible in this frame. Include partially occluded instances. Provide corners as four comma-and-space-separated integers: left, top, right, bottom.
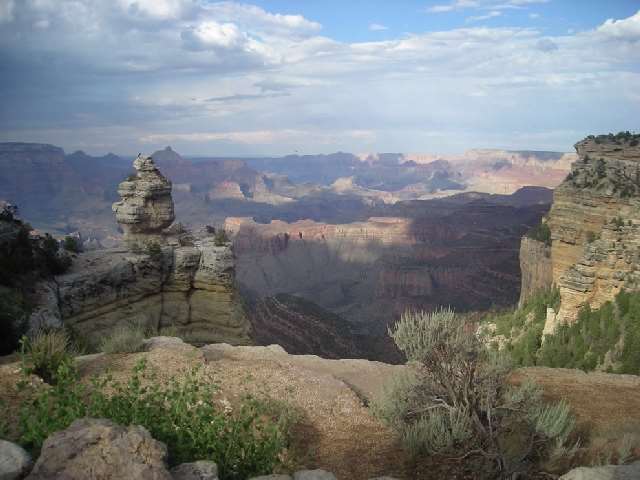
521, 134, 640, 330
112, 154, 175, 246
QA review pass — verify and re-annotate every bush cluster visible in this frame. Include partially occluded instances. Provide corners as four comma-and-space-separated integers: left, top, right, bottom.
487, 288, 640, 375
18, 359, 291, 480
20, 329, 76, 384
526, 222, 551, 246
374, 308, 577, 478
539, 291, 640, 374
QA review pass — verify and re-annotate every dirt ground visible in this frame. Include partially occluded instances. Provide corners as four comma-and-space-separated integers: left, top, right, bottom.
2, 342, 639, 479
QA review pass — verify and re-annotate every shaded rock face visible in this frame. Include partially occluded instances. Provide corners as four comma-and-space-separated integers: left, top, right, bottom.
26, 418, 172, 480
30, 156, 251, 347
518, 236, 553, 307
37, 241, 250, 347
542, 135, 640, 325
112, 154, 175, 246
228, 194, 548, 350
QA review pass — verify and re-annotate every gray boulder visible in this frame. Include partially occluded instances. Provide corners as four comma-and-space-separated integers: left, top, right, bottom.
0, 440, 32, 480
293, 471, 337, 480
26, 418, 172, 480
248, 476, 292, 480
559, 461, 640, 480
171, 461, 218, 480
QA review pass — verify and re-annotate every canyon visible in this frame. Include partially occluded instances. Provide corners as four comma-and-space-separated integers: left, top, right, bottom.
229, 189, 551, 357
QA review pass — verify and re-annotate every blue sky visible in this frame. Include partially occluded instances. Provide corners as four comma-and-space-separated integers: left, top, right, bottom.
0, 0, 639, 156
253, 1, 640, 41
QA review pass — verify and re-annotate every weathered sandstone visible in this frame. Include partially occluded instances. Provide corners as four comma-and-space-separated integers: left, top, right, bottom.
29, 155, 251, 346
112, 153, 175, 247
545, 136, 640, 325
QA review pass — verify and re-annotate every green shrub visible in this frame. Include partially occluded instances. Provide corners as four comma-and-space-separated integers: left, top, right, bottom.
20, 329, 75, 384
18, 359, 290, 480
214, 229, 230, 247
376, 308, 577, 478
62, 236, 82, 253
144, 241, 163, 260
0, 288, 29, 355
100, 324, 146, 354
526, 222, 551, 246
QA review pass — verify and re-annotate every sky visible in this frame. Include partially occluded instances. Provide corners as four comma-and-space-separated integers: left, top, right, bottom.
0, 0, 639, 156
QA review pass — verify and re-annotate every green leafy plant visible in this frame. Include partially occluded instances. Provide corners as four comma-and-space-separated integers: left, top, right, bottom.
18, 359, 291, 480
374, 308, 577, 478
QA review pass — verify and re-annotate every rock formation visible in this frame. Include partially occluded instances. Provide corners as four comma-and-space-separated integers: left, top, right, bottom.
29, 156, 251, 347
112, 153, 175, 247
518, 236, 552, 307
518, 133, 640, 330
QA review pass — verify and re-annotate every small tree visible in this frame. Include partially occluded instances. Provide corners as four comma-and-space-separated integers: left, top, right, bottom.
62, 236, 82, 253
214, 229, 230, 246
374, 308, 577, 478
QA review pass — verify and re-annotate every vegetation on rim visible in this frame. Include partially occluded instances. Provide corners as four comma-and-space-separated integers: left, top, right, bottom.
374, 308, 577, 479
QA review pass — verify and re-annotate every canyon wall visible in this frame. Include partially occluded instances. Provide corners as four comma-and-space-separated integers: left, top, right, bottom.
518, 134, 640, 328
518, 236, 552, 307
228, 195, 547, 336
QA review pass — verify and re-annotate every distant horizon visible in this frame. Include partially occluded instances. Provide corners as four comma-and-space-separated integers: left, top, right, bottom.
1, 139, 581, 159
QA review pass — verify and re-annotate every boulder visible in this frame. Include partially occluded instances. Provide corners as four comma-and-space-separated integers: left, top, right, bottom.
293, 471, 337, 480
559, 462, 640, 480
0, 440, 32, 480
26, 418, 172, 480
248, 476, 292, 480
170, 461, 218, 480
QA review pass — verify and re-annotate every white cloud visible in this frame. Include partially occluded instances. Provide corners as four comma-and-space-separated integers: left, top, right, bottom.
427, 0, 479, 13
369, 23, 388, 31
529, 13, 540, 19
467, 10, 501, 22
1, 2, 639, 155
118, 0, 193, 20
181, 20, 247, 50
597, 10, 640, 41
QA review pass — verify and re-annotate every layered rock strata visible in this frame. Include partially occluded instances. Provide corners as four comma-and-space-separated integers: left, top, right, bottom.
518, 134, 640, 328
30, 155, 251, 347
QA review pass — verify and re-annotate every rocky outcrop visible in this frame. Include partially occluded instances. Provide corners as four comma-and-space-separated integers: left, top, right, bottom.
543, 134, 640, 326
112, 154, 175, 247
39, 240, 250, 347
26, 418, 172, 480
30, 156, 251, 347
518, 236, 553, 306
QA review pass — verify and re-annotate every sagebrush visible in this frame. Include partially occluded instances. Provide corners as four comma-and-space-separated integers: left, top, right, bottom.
374, 308, 578, 479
